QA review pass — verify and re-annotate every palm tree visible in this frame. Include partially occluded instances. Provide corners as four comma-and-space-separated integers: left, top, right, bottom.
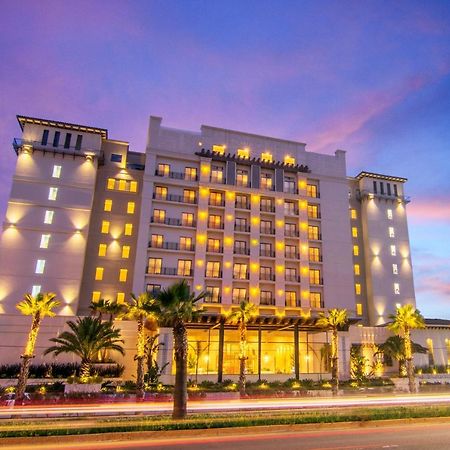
387, 304, 425, 393
16, 292, 60, 401
378, 335, 427, 376
119, 292, 156, 396
227, 300, 257, 397
44, 316, 124, 380
317, 308, 348, 395
152, 280, 206, 419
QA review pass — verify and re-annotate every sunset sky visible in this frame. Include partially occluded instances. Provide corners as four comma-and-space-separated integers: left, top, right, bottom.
1, 0, 449, 318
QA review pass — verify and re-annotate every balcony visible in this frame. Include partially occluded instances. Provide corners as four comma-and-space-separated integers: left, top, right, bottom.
259, 273, 275, 281
152, 193, 197, 204
150, 216, 196, 227
154, 169, 198, 181
147, 267, 193, 277
207, 246, 224, 253
234, 247, 250, 255
260, 227, 275, 235
233, 272, 250, 280
204, 296, 222, 304
148, 241, 195, 252
210, 176, 226, 185
209, 199, 225, 207
260, 297, 275, 306
235, 201, 250, 210
236, 180, 250, 188
284, 208, 299, 216
308, 233, 322, 241
261, 184, 275, 191
309, 255, 323, 263
285, 275, 301, 283
205, 271, 223, 279
285, 252, 300, 260
232, 297, 249, 305
310, 277, 324, 286
207, 222, 224, 230
234, 224, 250, 232
260, 204, 275, 213
260, 249, 275, 257
308, 212, 322, 220
286, 300, 301, 308
283, 188, 298, 195
13, 137, 95, 157
284, 229, 299, 238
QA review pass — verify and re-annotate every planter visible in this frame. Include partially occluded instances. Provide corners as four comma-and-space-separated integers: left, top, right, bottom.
64, 383, 102, 394
391, 377, 419, 392
306, 389, 342, 397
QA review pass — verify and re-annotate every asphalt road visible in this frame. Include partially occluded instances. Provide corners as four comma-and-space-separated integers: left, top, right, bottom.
3, 420, 450, 449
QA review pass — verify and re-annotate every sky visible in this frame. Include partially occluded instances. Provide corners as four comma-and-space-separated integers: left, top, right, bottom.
0, 0, 449, 318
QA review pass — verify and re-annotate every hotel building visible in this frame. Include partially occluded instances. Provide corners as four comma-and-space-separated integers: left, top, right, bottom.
0, 115, 430, 381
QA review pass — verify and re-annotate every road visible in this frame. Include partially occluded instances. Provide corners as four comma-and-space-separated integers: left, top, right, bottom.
1, 393, 450, 419
2, 420, 450, 449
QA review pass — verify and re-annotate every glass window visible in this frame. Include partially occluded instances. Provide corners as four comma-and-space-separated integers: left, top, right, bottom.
235, 217, 248, 231
260, 220, 273, 234
355, 283, 361, 295
306, 184, 318, 198
232, 288, 247, 303
44, 210, 54, 224
130, 181, 138, 193
353, 245, 359, 256
111, 154, 122, 163
310, 292, 322, 308
356, 303, 363, 316
394, 185, 398, 197
101, 221, 110, 234
390, 245, 396, 256
237, 148, 249, 159
148, 258, 162, 274
354, 264, 360, 276
95, 267, 104, 281
104, 199, 112, 212
260, 197, 273, 212
127, 202, 135, 214
52, 131, 60, 147
177, 259, 192, 276
285, 245, 297, 259
119, 268, 128, 282
394, 283, 400, 295
350, 209, 357, 219
122, 245, 130, 259
233, 263, 248, 279
155, 186, 167, 199
98, 244, 107, 256
31, 285, 41, 297
373, 181, 377, 194
206, 261, 221, 278
157, 163, 170, 176
48, 187, 58, 201
260, 290, 273, 305
284, 155, 295, 165
63, 133, 72, 149
352, 227, 358, 238
211, 165, 224, 183
124, 223, 133, 236
212, 145, 225, 155
207, 238, 221, 253
153, 209, 166, 223
92, 291, 101, 302
151, 234, 163, 248
209, 191, 223, 206
236, 169, 249, 187
179, 236, 192, 251
307, 204, 319, 218
309, 247, 320, 262
208, 214, 222, 229
107, 178, 115, 190
285, 291, 297, 307
392, 263, 398, 275
261, 151, 272, 162
234, 240, 247, 254
184, 189, 196, 203
309, 269, 321, 285
285, 267, 296, 281
260, 173, 273, 190
117, 293, 125, 304
146, 284, 161, 295
235, 194, 249, 209
388, 227, 395, 238
285, 201, 296, 215
185, 167, 197, 181
52, 165, 62, 178
75, 134, 83, 150
284, 177, 296, 193
39, 234, 50, 249
285, 223, 297, 236
387, 209, 393, 220
41, 130, 49, 145
260, 242, 273, 257
308, 225, 320, 240
206, 286, 221, 303
182, 212, 194, 226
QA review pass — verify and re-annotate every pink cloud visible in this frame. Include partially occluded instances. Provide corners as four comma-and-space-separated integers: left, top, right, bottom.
408, 200, 450, 223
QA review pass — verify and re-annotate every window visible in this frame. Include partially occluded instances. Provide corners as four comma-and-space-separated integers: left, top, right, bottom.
307, 204, 319, 219
373, 181, 377, 194
124, 223, 133, 236
118, 179, 126, 191
387, 183, 391, 196
154, 186, 167, 200
184, 189, 196, 203
52, 165, 62, 178
236, 169, 249, 187
52, 131, 60, 147
285, 201, 296, 215
237, 148, 249, 159
212, 145, 225, 155
111, 153, 123, 163
356, 303, 363, 316
353, 245, 359, 256
355, 283, 361, 295
285, 245, 297, 259
310, 269, 321, 285
180, 236, 193, 251
260, 197, 273, 212
117, 293, 125, 304
393, 184, 398, 197
308, 225, 320, 240
388, 227, 395, 238
104, 199, 112, 212
235, 217, 248, 231
92, 291, 101, 302
64, 133, 72, 149
350, 209, 357, 219
75, 135, 83, 150
31, 285, 41, 296
261, 151, 272, 162
206, 261, 221, 278
234, 240, 247, 254
285, 267, 297, 282
394, 283, 400, 295
307, 184, 318, 198
260, 242, 273, 257
285, 223, 297, 236
284, 177, 296, 193
387, 209, 393, 220
354, 264, 360, 276
260, 220, 273, 234
101, 221, 110, 234
209, 191, 223, 206
380, 182, 385, 195
307, 247, 319, 262
260, 173, 273, 190
206, 286, 221, 303
130, 181, 138, 193
98, 244, 107, 256
208, 214, 222, 229
127, 202, 135, 214
207, 238, 221, 253
35, 259, 46, 274
182, 212, 194, 226
153, 209, 166, 223
211, 165, 224, 183
392, 264, 398, 275
232, 288, 247, 303
177, 259, 192, 276
122, 245, 130, 259
157, 163, 170, 176
148, 258, 162, 274
44, 210, 54, 224
146, 284, 161, 295
285, 291, 297, 307
260, 291, 273, 305
260, 266, 273, 280
107, 178, 115, 190
236, 194, 249, 209
41, 130, 49, 145
39, 234, 50, 249
119, 269, 128, 282
233, 263, 248, 279
95, 267, 104, 281
48, 187, 58, 201
185, 167, 197, 181
151, 234, 163, 248
390, 245, 396, 256
310, 292, 322, 308
352, 227, 358, 238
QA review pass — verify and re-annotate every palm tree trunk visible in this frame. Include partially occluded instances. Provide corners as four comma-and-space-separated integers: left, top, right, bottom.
173, 321, 188, 419
404, 328, 416, 393
80, 360, 91, 380
331, 329, 339, 396
136, 318, 145, 397
239, 322, 247, 397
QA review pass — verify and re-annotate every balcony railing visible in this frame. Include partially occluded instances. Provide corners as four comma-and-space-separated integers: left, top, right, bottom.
207, 222, 224, 230
232, 297, 249, 304
308, 212, 322, 219
148, 241, 195, 251
147, 267, 193, 277
259, 273, 275, 281
260, 227, 275, 235
205, 271, 223, 278
150, 216, 196, 227
284, 229, 299, 237
285, 252, 300, 260
308, 233, 322, 241
234, 224, 250, 232
154, 169, 198, 181
285, 275, 301, 283
235, 201, 250, 209
286, 300, 302, 308
260, 249, 275, 257
261, 184, 275, 191
260, 204, 275, 213
234, 247, 250, 255
209, 199, 225, 207
236, 180, 250, 188
309, 255, 323, 262
284, 208, 299, 216
206, 246, 224, 253
310, 277, 324, 286
210, 176, 226, 184
152, 193, 197, 204
233, 272, 250, 280
204, 296, 222, 304
283, 188, 298, 195
260, 297, 275, 306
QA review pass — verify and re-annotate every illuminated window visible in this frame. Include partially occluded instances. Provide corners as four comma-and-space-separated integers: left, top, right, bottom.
35, 259, 46, 274
146, 284, 161, 295
356, 303, 363, 316
212, 145, 225, 155
44, 210, 54, 224
48, 187, 58, 201
307, 204, 319, 219
182, 212, 194, 226
209, 191, 223, 206
260, 173, 273, 190
155, 186, 167, 199
310, 292, 322, 308
284, 176, 296, 193
98, 244, 107, 256
354, 264, 360, 275
180, 236, 193, 251
183, 189, 196, 204
394, 283, 400, 295
353, 245, 359, 256
104, 199, 112, 212
148, 258, 162, 274
206, 261, 221, 278
52, 165, 62, 178
92, 291, 101, 302
127, 202, 135, 214
285, 201, 297, 215
388, 227, 395, 238
157, 163, 170, 176
350, 209, 357, 219
208, 214, 222, 229
207, 238, 221, 253
177, 259, 192, 276
232, 288, 247, 304
309, 269, 321, 285
184, 167, 197, 181
352, 227, 358, 238
261, 151, 272, 162
309, 247, 320, 262
122, 245, 130, 259
117, 292, 125, 304
153, 209, 166, 223
237, 148, 250, 159
233, 263, 248, 279
205, 286, 221, 303
260, 219, 273, 234
151, 234, 163, 248
95, 267, 104, 281
285, 244, 297, 259
107, 178, 115, 190
308, 225, 320, 240
39, 234, 51, 249
130, 181, 138, 193
390, 245, 396, 256
236, 169, 249, 187
211, 165, 224, 183
285, 291, 297, 307
124, 223, 133, 236
118, 179, 126, 191
119, 269, 128, 282
387, 209, 393, 220
306, 184, 318, 198
284, 155, 295, 165
355, 283, 361, 295
31, 285, 41, 297
101, 221, 110, 234
392, 263, 398, 275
